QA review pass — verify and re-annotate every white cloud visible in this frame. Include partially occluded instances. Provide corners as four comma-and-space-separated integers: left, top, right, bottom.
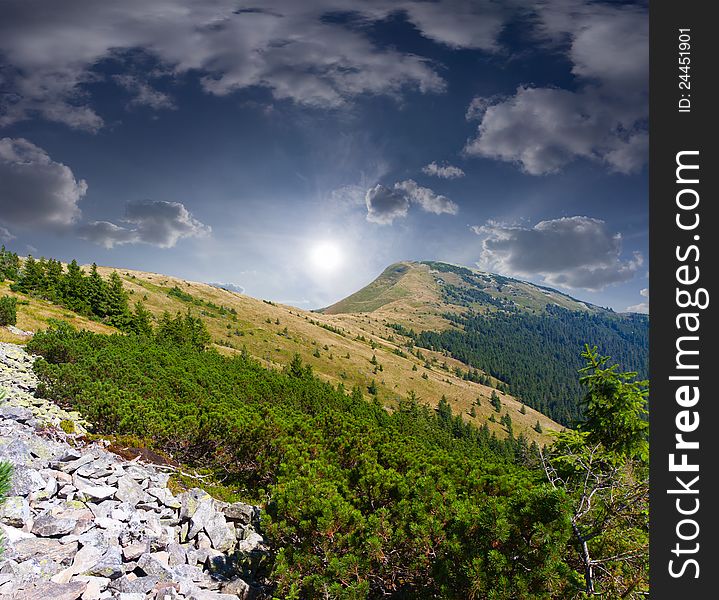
365, 179, 458, 224
396, 0, 507, 51
330, 184, 367, 208
0, 137, 86, 229
209, 282, 245, 294
537, 1, 648, 87
112, 75, 176, 110
0, 227, 14, 243
464, 86, 647, 175
0, 0, 456, 130
79, 200, 211, 248
465, 2, 648, 175
394, 179, 458, 215
625, 302, 648, 314
473, 216, 643, 291
365, 184, 410, 225
422, 161, 465, 179
625, 287, 649, 313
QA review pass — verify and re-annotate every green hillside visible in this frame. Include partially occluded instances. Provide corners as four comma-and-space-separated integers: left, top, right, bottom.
321, 260, 649, 426
1, 246, 648, 597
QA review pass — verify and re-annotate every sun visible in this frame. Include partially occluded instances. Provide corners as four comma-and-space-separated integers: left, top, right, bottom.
308, 240, 344, 274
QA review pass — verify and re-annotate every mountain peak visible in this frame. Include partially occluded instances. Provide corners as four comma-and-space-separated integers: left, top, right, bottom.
321, 260, 598, 318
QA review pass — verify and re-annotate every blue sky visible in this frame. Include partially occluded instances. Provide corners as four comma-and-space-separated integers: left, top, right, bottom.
0, 0, 648, 312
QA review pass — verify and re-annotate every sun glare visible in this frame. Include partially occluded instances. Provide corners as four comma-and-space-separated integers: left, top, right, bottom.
308, 240, 344, 274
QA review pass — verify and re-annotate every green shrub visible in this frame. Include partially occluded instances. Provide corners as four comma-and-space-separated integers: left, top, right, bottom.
27, 325, 577, 597
0, 296, 17, 327
59, 420, 76, 434
0, 461, 12, 555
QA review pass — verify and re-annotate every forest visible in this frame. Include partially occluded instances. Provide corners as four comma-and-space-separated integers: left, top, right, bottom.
1, 246, 150, 334
414, 306, 648, 426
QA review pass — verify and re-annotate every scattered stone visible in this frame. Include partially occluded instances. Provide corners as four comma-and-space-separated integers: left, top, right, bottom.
166, 542, 187, 567
9, 465, 46, 496
238, 531, 265, 554
85, 546, 123, 580
110, 574, 160, 594
147, 486, 181, 509
221, 502, 257, 526
115, 475, 150, 508
72, 474, 116, 500
0, 406, 34, 423
9, 538, 79, 564
204, 513, 235, 553
69, 544, 104, 574
221, 577, 251, 598
11, 579, 88, 600
58, 454, 96, 474
31, 511, 77, 537
0, 342, 269, 598
0, 495, 30, 527
137, 552, 173, 579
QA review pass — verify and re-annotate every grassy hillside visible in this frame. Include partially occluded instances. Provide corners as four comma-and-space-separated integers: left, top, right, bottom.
319, 261, 648, 426
0, 280, 116, 343
3, 250, 648, 597
0, 253, 561, 443
96, 265, 558, 443
323, 261, 598, 320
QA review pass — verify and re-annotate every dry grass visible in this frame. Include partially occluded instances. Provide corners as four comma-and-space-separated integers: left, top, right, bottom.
93, 265, 562, 443
1, 281, 116, 337
2, 264, 562, 444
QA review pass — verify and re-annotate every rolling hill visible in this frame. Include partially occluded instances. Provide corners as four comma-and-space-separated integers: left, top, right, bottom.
322, 261, 649, 425
1, 257, 563, 444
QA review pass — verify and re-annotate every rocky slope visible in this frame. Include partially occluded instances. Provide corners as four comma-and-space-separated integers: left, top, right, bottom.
0, 342, 268, 600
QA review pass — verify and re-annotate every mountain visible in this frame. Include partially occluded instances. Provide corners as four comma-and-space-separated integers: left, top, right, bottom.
322, 261, 649, 425
323, 260, 601, 318
0, 257, 562, 443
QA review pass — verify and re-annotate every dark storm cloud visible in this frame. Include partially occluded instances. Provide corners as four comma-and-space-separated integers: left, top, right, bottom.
0, 137, 86, 230
473, 216, 643, 291
79, 200, 211, 248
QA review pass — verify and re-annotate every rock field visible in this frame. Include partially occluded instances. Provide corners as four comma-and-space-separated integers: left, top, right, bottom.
0, 342, 267, 600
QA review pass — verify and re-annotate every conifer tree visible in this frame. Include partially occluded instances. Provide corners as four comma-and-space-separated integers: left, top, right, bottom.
0, 296, 17, 327
541, 345, 649, 596
0, 246, 20, 281
13, 255, 42, 293
490, 390, 501, 412
105, 272, 131, 328
367, 379, 378, 395
128, 301, 153, 337
62, 260, 89, 313
437, 395, 452, 422
86, 263, 110, 317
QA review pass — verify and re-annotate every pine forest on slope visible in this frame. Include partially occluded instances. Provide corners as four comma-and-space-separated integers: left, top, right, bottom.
323, 260, 648, 426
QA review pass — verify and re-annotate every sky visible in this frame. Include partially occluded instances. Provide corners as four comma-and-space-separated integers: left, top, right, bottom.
0, 0, 648, 313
